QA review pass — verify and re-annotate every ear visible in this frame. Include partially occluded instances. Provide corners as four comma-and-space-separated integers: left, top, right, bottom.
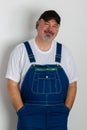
36, 21, 39, 29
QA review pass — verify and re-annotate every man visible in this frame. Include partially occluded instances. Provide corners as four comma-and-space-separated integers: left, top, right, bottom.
6, 10, 77, 130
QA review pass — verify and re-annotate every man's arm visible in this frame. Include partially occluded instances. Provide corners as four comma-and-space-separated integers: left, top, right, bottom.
65, 81, 77, 110
7, 79, 24, 112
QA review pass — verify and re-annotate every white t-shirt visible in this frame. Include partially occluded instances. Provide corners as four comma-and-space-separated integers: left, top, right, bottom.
6, 39, 78, 88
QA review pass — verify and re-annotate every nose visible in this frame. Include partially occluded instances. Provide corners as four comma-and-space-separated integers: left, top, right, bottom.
47, 25, 53, 31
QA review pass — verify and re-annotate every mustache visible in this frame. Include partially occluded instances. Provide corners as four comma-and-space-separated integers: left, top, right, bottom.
44, 30, 54, 35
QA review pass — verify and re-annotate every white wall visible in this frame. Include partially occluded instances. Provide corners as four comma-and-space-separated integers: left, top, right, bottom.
0, 0, 87, 130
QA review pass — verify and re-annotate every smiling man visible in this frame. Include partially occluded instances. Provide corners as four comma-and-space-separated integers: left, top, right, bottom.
6, 10, 78, 130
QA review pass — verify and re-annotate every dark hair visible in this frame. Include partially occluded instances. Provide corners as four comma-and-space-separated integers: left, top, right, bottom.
38, 10, 61, 25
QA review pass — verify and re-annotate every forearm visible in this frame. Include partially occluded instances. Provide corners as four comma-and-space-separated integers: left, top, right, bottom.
65, 81, 77, 110
7, 79, 24, 112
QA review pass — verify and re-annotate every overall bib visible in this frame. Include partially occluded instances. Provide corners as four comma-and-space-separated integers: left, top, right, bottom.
17, 41, 70, 130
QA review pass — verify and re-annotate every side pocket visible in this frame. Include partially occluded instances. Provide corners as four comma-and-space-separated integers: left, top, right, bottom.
17, 105, 26, 116
64, 104, 70, 112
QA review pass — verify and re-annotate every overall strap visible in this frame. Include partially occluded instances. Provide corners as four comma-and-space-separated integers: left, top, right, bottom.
55, 42, 62, 63
24, 41, 36, 63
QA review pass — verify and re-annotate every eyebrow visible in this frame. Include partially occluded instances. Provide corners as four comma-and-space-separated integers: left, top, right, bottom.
45, 20, 58, 25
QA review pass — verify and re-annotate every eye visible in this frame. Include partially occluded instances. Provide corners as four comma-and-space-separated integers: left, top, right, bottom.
52, 25, 58, 30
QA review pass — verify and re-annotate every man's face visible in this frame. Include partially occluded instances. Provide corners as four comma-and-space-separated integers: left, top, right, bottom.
36, 19, 59, 42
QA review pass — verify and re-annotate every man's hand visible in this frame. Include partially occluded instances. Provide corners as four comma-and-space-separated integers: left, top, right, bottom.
65, 81, 77, 110
7, 79, 24, 112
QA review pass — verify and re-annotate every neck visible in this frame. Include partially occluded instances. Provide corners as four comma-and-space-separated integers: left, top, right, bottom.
35, 36, 52, 51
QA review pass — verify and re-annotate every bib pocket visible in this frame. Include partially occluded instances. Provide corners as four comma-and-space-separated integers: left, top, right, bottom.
31, 72, 62, 94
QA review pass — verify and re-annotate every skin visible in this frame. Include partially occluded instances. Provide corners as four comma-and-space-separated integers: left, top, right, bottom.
7, 19, 77, 112
35, 19, 59, 51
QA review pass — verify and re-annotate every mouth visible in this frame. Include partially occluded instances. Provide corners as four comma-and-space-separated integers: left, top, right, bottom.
44, 30, 54, 36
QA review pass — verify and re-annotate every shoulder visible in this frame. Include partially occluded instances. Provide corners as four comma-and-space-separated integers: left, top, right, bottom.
58, 43, 75, 67
62, 44, 71, 54
10, 43, 25, 56
61, 44, 73, 60
10, 39, 34, 56
56, 42, 72, 58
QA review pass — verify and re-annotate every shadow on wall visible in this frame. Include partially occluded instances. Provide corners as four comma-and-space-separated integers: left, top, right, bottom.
0, 7, 40, 130
8, 6, 40, 40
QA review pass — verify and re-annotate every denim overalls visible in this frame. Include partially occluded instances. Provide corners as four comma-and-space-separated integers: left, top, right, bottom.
17, 41, 70, 130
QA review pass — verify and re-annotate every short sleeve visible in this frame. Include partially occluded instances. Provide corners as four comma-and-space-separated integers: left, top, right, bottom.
5, 44, 23, 83
67, 53, 78, 83
61, 45, 78, 83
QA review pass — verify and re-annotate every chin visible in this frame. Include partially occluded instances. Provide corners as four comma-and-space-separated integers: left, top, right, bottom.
42, 36, 53, 42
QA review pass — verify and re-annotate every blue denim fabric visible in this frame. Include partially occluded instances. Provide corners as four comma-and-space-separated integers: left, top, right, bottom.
21, 64, 69, 105
17, 42, 70, 130
17, 103, 69, 130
